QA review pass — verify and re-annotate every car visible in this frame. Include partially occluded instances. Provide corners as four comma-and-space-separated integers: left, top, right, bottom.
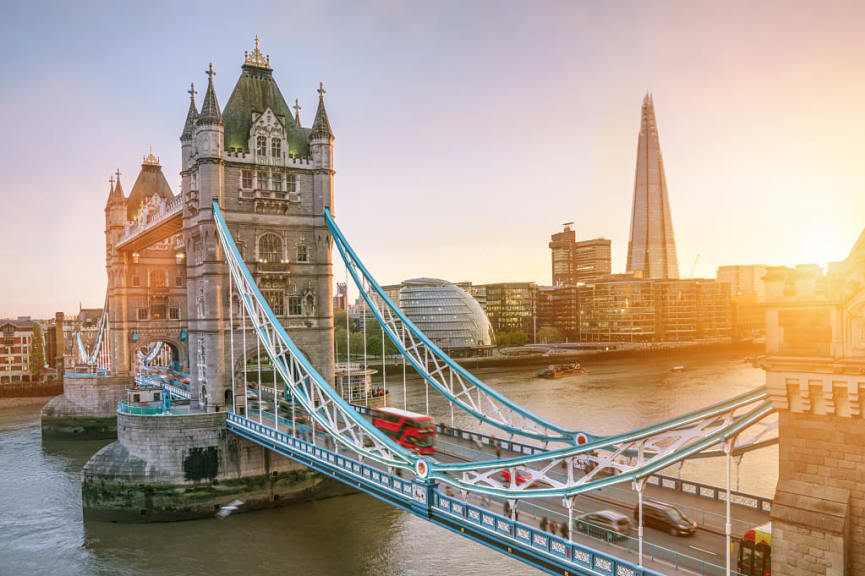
574, 510, 634, 541
500, 469, 532, 485
633, 499, 697, 536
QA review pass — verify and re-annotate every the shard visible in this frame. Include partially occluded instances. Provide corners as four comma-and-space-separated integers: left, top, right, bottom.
626, 93, 680, 279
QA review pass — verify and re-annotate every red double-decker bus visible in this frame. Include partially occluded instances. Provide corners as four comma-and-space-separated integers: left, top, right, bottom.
371, 407, 436, 454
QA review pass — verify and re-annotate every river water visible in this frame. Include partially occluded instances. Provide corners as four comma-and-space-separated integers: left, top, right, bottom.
0, 347, 774, 576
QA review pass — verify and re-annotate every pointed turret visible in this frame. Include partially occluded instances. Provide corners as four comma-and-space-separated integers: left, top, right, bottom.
311, 82, 333, 140
113, 169, 125, 199
181, 82, 199, 140
198, 63, 222, 126
104, 174, 124, 210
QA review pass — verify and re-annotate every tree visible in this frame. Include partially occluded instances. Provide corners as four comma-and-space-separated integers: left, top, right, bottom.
29, 323, 45, 379
496, 331, 530, 347
537, 326, 561, 344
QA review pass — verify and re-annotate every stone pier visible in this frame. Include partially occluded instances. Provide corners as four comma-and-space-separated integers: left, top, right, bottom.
82, 410, 330, 522
41, 374, 128, 439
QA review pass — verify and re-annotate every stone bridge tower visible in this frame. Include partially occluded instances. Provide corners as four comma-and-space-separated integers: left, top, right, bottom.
181, 39, 335, 411
762, 229, 865, 575
105, 154, 189, 376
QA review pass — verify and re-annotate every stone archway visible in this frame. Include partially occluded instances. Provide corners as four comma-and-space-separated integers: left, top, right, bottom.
130, 337, 187, 375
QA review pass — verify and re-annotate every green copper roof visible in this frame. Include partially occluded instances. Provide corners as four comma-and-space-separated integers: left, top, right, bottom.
222, 65, 310, 155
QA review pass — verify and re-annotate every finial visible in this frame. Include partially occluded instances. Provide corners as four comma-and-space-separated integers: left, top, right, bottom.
318, 82, 326, 98
244, 35, 271, 69
206, 62, 215, 81
188, 82, 197, 99
109, 175, 114, 186
115, 168, 122, 181
143, 146, 160, 166
293, 98, 302, 126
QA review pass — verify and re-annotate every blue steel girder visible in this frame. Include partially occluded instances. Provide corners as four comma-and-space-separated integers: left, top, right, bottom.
213, 200, 416, 471
215, 200, 778, 501
326, 208, 586, 446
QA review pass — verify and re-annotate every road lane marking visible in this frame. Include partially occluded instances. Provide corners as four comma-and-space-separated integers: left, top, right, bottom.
689, 545, 718, 556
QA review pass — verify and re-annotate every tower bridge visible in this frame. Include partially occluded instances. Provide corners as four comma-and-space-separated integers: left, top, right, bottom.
68, 38, 865, 576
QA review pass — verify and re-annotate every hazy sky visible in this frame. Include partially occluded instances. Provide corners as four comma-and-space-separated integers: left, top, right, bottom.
2, 1, 864, 317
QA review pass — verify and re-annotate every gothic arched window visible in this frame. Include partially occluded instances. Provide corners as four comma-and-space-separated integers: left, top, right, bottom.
296, 243, 308, 263
259, 233, 282, 263
271, 138, 281, 159
256, 135, 267, 156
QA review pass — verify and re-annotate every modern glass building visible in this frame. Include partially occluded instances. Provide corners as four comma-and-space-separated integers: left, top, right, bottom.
398, 278, 495, 356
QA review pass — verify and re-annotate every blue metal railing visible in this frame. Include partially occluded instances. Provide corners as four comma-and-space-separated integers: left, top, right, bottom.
227, 410, 667, 576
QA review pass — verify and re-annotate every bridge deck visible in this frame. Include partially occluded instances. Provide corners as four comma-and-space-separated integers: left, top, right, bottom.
232, 409, 764, 576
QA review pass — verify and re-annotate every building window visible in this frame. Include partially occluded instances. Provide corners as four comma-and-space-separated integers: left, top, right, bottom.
175, 274, 183, 287
257, 170, 268, 190
132, 275, 140, 287
242, 170, 252, 188
256, 135, 267, 156
258, 233, 282, 263
151, 298, 167, 319
288, 296, 302, 316
169, 307, 180, 320
137, 308, 148, 321
286, 173, 297, 193
273, 172, 283, 191
271, 138, 281, 159
263, 290, 285, 316
150, 269, 166, 288
296, 243, 308, 262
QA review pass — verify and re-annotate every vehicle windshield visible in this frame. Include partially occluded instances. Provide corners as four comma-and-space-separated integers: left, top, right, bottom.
416, 419, 435, 430
666, 508, 685, 521
407, 435, 434, 448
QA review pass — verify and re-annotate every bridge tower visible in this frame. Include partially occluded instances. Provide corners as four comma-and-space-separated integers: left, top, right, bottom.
183, 39, 335, 410
762, 229, 865, 575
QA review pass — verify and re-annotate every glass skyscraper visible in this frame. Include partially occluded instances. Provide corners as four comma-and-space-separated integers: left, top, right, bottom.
627, 93, 680, 279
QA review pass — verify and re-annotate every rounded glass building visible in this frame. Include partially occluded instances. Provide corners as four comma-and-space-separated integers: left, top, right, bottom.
398, 278, 495, 356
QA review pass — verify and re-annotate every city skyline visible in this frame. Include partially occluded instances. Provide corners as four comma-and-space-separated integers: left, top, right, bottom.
3, 1, 865, 317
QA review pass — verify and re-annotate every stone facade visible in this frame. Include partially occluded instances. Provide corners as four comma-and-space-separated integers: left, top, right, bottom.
762, 229, 865, 575
41, 375, 129, 438
103, 40, 335, 410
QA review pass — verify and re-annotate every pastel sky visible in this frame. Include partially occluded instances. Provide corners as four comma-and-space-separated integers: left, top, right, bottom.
2, 1, 864, 318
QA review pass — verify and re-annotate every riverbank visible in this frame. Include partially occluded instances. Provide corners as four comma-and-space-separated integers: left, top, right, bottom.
0, 395, 55, 409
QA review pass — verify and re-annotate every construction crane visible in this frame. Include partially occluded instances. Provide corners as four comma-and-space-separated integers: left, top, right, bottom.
689, 253, 700, 278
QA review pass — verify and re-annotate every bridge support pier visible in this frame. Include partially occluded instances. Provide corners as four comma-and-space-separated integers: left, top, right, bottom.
81, 410, 332, 522
41, 374, 129, 439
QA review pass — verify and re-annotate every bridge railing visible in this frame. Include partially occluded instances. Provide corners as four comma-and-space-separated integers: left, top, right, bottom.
352, 402, 775, 516
229, 411, 680, 576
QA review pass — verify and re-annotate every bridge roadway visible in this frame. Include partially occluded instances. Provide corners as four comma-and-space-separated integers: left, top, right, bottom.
236, 405, 770, 576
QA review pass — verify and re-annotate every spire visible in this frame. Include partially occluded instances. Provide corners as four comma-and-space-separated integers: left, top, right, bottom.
142, 146, 160, 166
181, 82, 198, 140
627, 93, 679, 279
198, 63, 222, 125
105, 172, 124, 210
113, 169, 124, 198
311, 82, 333, 139
293, 98, 302, 128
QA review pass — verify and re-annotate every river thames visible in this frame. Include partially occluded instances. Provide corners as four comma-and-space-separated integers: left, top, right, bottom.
0, 347, 773, 576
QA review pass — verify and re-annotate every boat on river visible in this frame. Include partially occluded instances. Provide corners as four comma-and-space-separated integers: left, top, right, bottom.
537, 362, 584, 379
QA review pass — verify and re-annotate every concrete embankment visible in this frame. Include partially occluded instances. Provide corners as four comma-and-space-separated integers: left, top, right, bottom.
41, 376, 128, 439
82, 410, 343, 522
